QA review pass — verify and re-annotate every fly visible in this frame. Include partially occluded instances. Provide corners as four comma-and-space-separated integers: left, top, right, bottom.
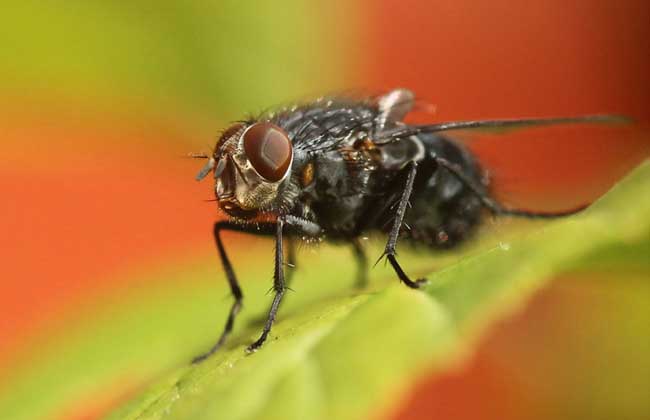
191, 88, 626, 362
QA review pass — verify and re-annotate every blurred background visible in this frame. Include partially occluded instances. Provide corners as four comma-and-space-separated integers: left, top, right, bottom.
1, 1, 649, 419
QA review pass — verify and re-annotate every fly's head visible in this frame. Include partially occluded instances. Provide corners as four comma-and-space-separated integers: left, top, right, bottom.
196, 121, 293, 219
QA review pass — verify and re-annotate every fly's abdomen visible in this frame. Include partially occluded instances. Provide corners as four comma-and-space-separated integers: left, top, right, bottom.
404, 135, 486, 248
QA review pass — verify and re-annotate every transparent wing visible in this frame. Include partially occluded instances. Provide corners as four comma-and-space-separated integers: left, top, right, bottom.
375, 114, 631, 144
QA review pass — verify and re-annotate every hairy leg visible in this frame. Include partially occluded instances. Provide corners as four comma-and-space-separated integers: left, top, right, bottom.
192, 221, 275, 363
434, 156, 587, 218
379, 161, 428, 289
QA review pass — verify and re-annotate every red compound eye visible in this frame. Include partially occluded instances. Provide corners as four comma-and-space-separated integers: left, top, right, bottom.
243, 122, 293, 182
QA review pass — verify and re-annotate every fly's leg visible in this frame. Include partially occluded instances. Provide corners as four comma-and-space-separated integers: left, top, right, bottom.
192, 221, 243, 363
285, 237, 297, 287
251, 237, 295, 323
247, 216, 322, 352
433, 157, 588, 218
247, 236, 297, 328
247, 219, 286, 352
192, 221, 275, 363
380, 161, 428, 289
351, 238, 368, 288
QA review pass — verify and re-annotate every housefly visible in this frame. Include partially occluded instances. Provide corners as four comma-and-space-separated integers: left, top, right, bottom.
191, 88, 625, 362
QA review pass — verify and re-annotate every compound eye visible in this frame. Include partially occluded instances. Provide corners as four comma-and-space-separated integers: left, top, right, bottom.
243, 122, 293, 182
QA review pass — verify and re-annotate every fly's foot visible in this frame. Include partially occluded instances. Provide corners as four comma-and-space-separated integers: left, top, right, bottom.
399, 272, 429, 289
407, 277, 429, 289
384, 254, 429, 289
246, 336, 267, 354
191, 338, 227, 363
191, 353, 209, 364
191, 347, 219, 364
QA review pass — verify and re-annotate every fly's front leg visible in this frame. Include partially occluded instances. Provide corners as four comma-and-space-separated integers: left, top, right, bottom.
285, 236, 297, 287
248, 236, 296, 327
247, 219, 286, 352
192, 221, 275, 363
380, 161, 428, 289
247, 216, 322, 352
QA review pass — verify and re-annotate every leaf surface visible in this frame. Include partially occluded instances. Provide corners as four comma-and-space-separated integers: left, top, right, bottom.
2, 162, 649, 420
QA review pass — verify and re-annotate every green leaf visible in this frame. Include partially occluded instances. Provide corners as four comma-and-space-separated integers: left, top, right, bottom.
2, 161, 649, 420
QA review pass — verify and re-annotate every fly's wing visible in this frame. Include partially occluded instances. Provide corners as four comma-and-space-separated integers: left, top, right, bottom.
374, 115, 631, 144
375, 88, 415, 132
285, 88, 414, 151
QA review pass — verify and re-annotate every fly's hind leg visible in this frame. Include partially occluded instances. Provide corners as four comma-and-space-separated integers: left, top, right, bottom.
433, 156, 588, 218
379, 161, 428, 289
